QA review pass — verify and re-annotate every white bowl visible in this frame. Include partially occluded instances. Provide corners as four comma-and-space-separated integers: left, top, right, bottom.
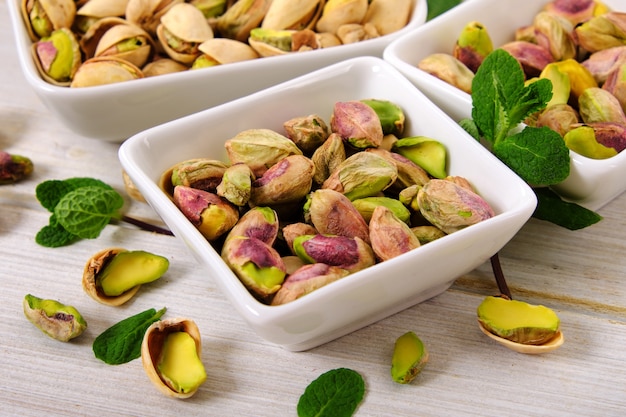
8, 0, 426, 143
119, 56, 536, 351
384, 0, 626, 211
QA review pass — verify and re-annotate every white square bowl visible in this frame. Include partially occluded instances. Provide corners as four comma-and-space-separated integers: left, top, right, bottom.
8, 0, 426, 142
384, 0, 626, 211
119, 56, 536, 351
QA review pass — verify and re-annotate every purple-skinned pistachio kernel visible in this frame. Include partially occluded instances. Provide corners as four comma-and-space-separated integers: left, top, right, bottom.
330, 100, 384, 149
293, 234, 375, 273
271, 263, 350, 305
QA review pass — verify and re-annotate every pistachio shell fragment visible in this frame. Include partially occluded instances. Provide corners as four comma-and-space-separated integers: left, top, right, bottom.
477, 296, 561, 346
271, 263, 349, 305
369, 205, 420, 261
141, 317, 206, 398
391, 331, 428, 384
23, 294, 87, 342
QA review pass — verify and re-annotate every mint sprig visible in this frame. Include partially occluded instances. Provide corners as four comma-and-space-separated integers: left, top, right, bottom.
93, 307, 166, 365
297, 368, 365, 417
426, 0, 463, 21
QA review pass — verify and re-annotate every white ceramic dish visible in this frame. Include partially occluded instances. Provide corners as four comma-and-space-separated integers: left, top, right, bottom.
119, 56, 536, 351
384, 0, 625, 211
8, 0, 426, 143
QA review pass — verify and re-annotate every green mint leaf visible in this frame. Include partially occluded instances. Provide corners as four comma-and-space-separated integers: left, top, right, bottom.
54, 186, 124, 239
297, 368, 365, 417
36, 177, 113, 212
426, 0, 462, 21
93, 307, 167, 365
459, 118, 481, 141
35, 214, 78, 247
532, 188, 602, 230
493, 126, 570, 185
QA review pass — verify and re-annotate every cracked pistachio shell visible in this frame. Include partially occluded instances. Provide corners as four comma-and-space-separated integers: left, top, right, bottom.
306, 188, 370, 243
365, 148, 430, 191
31, 27, 81, 86
392, 136, 447, 179
70, 56, 144, 87
331, 100, 384, 149
578, 87, 626, 124
311, 132, 346, 185
157, 3, 214, 64
535, 103, 580, 137
417, 53, 474, 95
477, 296, 560, 345
603, 63, 626, 112
216, 162, 254, 206
575, 12, 626, 53
216, 0, 272, 42
193, 38, 259, 68
261, 0, 325, 31
224, 128, 303, 177
336, 22, 380, 44
352, 196, 410, 225
283, 114, 330, 155
293, 234, 375, 273
582, 46, 626, 84
532, 11, 577, 62
23, 294, 87, 342
94, 23, 155, 68
362, 0, 411, 36
126, 0, 183, 36
224, 206, 279, 247
391, 331, 428, 384
282, 222, 318, 254
73, 0, 127, 33
248, 28, 295, 56
78, 16, 128, 59
550, 58, 598, 100
173, 185, 239, 241
361, 99, 405, 137
0, 151, 34, 184
322, 151, 398, 201
418, 179, 495, 234
82, 247, 141, 306
271, 263, 350, 305
21, 0, 76, 41
499, 41, 554, 78
249, 154, 315, 207
315, 0, 368, 35
543, 0, 596, 25
411, 225, 446, 245
369, 205, 420, 261
222, 236, 286, 299
169, 158, 229, 193
453, 21, 494, 73
141, 317, 206, 398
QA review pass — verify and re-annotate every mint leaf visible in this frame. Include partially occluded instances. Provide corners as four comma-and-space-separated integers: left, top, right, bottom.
36, 177, 113, 212
93, 307, 166, 365
297, 368, 365, 417
35, 214, 78, 247
427, 0, 462, 21
533, 188, 602, 230
54, 186, 124, 239
459, 118, 481, 141
493, 126, 570, 185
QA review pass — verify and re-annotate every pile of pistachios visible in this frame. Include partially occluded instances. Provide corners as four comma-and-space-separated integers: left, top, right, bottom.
22, 0, 413, 87
418, 0, 626, 159
163, 98, 496, 305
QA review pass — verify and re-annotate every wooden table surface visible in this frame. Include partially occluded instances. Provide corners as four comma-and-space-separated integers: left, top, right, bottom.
1, 1, 625, 416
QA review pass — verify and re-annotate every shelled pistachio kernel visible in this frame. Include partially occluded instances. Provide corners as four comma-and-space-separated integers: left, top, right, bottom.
391, 331, 429, 384
23, 294, 87, 342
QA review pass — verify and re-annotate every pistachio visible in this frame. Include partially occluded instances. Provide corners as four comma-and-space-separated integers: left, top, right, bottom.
78, 16, 128, 60
362, 0, 411, 36
0, 151, 34, 184
224, 128, 303, 177
398, 184, 421, 212
70, 56, 144, 88
282, 222, 318, 254
330, 100, 384, 149
351, 196, 411, 225
248, 28, 297, 56
94, 23, 155, 68
336, 23, 379, 44
271, 263, 350, 305
390, 331, 428, 384
21, 0, 76, 41
322, 152, 398, 200
216, 162, 254, 206
315, 0, 368, 35
173, 185, 240, 241
261, 0, 325, 31
603, 62, 626, 113
157, 3, 214, 65
581, 45, 626, 84
283, 114, 330, 155
249, 154, 315, 207
292, 234, 375, 273
418, 53, 474, 94
411, 225, 447, 245
193, 38, 259, 68
141, 317, 206, 398
170, 158, 229, 193
535, 103, 580, 136
499, 41, 554, 78
369, 206, 420, 261
542, 0, 596, 25
221, 236, 286, 299
591, 121, 626, 152
549, 58, 598, 101
418, 179, 495, 234
190, 0, 229, 19
32, 27, 81, 86
216, 0, 272, 42
575, 12, 626, 54
392, 136, 447, 179
578, 87, 626, 124
126, 0, 183, 37
224, 206, 279, 247
365, 148, 430, 191
306, 188, 371, 243
311, 132, 346, 185
532, 11, 577, 62
563, 124, 619, 158
360, 99, 405, 137
23, 294, 87, 342
122, 170, 146, 203
142, 57, 188, 76
538, 62, 572, 107
477, 296, 560, 345
453, 21, 494, 73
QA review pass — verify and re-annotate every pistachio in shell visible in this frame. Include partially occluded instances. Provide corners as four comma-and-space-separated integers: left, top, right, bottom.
282, 222, 318, 254
336, 22, 379, 44
70, 56, 144, 88
261, 0, 325, 31
32, 27, 81, 86
535, 103, 580, 137
192, 38, 259, 69
126, 0, 183, 37
21, 0, 76, 41
73, 0, 128, 36
365, 148, 430, 191
271, 263, 349, 305
23, 294, 87, 342
142, 56, 189, 77
532, 11, 577, 62
369, 205, 420, 261
391, 331, 428, 384
215, 0, 272, 42
351, 196, 411, 225
417, 53, 474, 94
362, 0, 411, 36
411, 225, 446, 245
141, 317, 206, 398
170, 158, 229, 193
94, 23, 155, 68
315, 0, 368, 35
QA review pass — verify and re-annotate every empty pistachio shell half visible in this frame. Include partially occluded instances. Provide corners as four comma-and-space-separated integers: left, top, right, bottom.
141, 317, 206, 398
23, 294, 87, 342
391, 331, 429, 384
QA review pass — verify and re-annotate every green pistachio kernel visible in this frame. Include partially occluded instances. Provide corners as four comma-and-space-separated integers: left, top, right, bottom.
98, 250, 169, 296
23, 294, 87, 342
157, 331, 207, 394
